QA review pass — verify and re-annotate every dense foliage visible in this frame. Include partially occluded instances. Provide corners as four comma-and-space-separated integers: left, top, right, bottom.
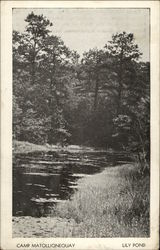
13, 12, 150, 168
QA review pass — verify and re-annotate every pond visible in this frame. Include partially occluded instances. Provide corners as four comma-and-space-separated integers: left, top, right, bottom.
13, 148, 132, 217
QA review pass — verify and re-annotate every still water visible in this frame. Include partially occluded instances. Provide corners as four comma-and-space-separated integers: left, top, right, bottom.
13, 148, 131, 217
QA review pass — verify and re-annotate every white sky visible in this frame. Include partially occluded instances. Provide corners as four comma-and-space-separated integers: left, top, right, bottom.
13, 8, 150, 61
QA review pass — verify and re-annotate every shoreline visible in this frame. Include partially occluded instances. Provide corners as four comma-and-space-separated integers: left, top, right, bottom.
13, 140, 110, 155
13, 163, 149, 238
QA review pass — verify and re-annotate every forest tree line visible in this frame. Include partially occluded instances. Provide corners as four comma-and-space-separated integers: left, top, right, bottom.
13, 12, 150, 167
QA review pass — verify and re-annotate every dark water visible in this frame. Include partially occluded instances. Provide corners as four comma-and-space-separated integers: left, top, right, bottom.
13, 148, 131, 217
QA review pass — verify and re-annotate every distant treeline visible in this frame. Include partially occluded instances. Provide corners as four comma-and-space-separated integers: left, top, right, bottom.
13, 12, 150, 167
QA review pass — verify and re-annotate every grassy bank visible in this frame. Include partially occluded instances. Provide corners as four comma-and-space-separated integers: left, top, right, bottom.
13, 140, 57, 154
13, 163, 150, 237
13, 140, 101, 154
55, 164, 150, 237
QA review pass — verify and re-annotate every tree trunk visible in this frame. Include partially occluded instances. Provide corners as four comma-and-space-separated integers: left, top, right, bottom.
117, 48, 124, 115
117, 80, 122, 114
136, 118, 147, 166
31, 61, 35, 85
117, 62, 123, 115
94, 74, 99, 110
31, 42, 37, 85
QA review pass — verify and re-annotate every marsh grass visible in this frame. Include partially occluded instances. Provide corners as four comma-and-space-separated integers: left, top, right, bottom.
55, 164, 150, 237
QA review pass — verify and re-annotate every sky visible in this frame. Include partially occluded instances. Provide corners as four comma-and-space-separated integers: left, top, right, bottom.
13, 8, 150, 61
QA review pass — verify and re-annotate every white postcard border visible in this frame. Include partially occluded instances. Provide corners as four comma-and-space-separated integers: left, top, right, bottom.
1, 1, 159, 250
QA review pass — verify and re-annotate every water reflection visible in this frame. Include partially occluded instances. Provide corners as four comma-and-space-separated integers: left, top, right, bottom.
13, 150, 131, 217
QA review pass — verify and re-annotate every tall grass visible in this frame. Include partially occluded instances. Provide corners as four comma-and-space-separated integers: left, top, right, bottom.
55, 164, 150, 237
